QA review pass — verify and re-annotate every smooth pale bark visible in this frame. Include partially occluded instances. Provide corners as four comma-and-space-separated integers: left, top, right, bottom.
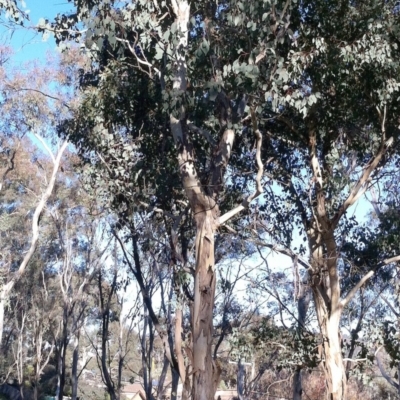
307, 124, 346, 400
312, 280, 346, 400
33, 317, 55, 400
0, 140, 68, 346
309, 228, 346, 400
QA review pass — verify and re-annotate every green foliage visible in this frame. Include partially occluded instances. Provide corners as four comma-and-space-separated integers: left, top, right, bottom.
53, 0, 295, 230
0, 0, 26, 23
46, 0, 400, 394
229, 316, 320, 371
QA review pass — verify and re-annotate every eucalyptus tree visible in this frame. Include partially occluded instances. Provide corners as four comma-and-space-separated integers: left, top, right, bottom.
0, 50, 76, 346
0, 133, 68, 346
248, 1, 400, 398
356, 183, 400, 395
52, 0, 295, 398
9, 259, 61, 400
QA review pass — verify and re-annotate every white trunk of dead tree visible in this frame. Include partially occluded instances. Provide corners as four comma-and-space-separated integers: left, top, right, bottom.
0, 140, 68, 346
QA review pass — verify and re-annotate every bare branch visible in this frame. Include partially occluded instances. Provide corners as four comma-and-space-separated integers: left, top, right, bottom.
6, 140, 68, 287
117, 37, 161, 78
0, 140, 68, 344
254, 241, 311, 270
380, 294, 400, 318
332, 105, 389, 228
6, 86, 71, 109
219, 108, 263, 224
341, 255, 400, 308
33, 133, 56, 164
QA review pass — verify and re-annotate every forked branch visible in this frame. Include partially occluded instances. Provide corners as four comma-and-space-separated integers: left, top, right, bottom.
332, 105, 390, 228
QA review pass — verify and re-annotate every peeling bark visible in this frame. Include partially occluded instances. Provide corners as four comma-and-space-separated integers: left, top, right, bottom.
168, 2, 262, 398
192, 211, 219, 400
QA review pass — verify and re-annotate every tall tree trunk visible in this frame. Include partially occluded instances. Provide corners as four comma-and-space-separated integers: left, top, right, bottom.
171, 368, 180, 400
0, 296, 5, 347
156, 356, 169, 400
142, 306, 154, 400
57, 305, 69, 400
237, 358, 245, 400
71, 330, 80, 400
0, 141, 67, 347
168, 2, 252, 398
319, 311, 345, 400
168, 0, 221, 394
310, 231, 346, 400
307, 122, 347, 399
191, 212, 219, 400
96, 269, 119, 400
57, 338, 68, 400
293, 367, 302, 400
293, 279, 311, 400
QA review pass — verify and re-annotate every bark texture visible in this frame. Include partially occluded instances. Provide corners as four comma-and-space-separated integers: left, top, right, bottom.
167, 3, 263, 398
304, 111, 390, 399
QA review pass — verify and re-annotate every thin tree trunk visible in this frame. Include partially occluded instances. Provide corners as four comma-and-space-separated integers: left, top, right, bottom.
293, 367, 302, 400
0, 297, 5, 351
100, 287, 117, 400
71, 331, 80, 400
293, 280, 311, 400
398, 361, 400, 397
237, 358, 245, 400
142, 306, 149, 399
57, 305, 69, 400
33, 385, 38, 400
156, 355, 169, 400
171, 368, 180, 400
0, 141, 68, 346
148, 317, 154, 400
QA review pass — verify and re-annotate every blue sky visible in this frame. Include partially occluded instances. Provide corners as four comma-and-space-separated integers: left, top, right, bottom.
0, 0, 73, 65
